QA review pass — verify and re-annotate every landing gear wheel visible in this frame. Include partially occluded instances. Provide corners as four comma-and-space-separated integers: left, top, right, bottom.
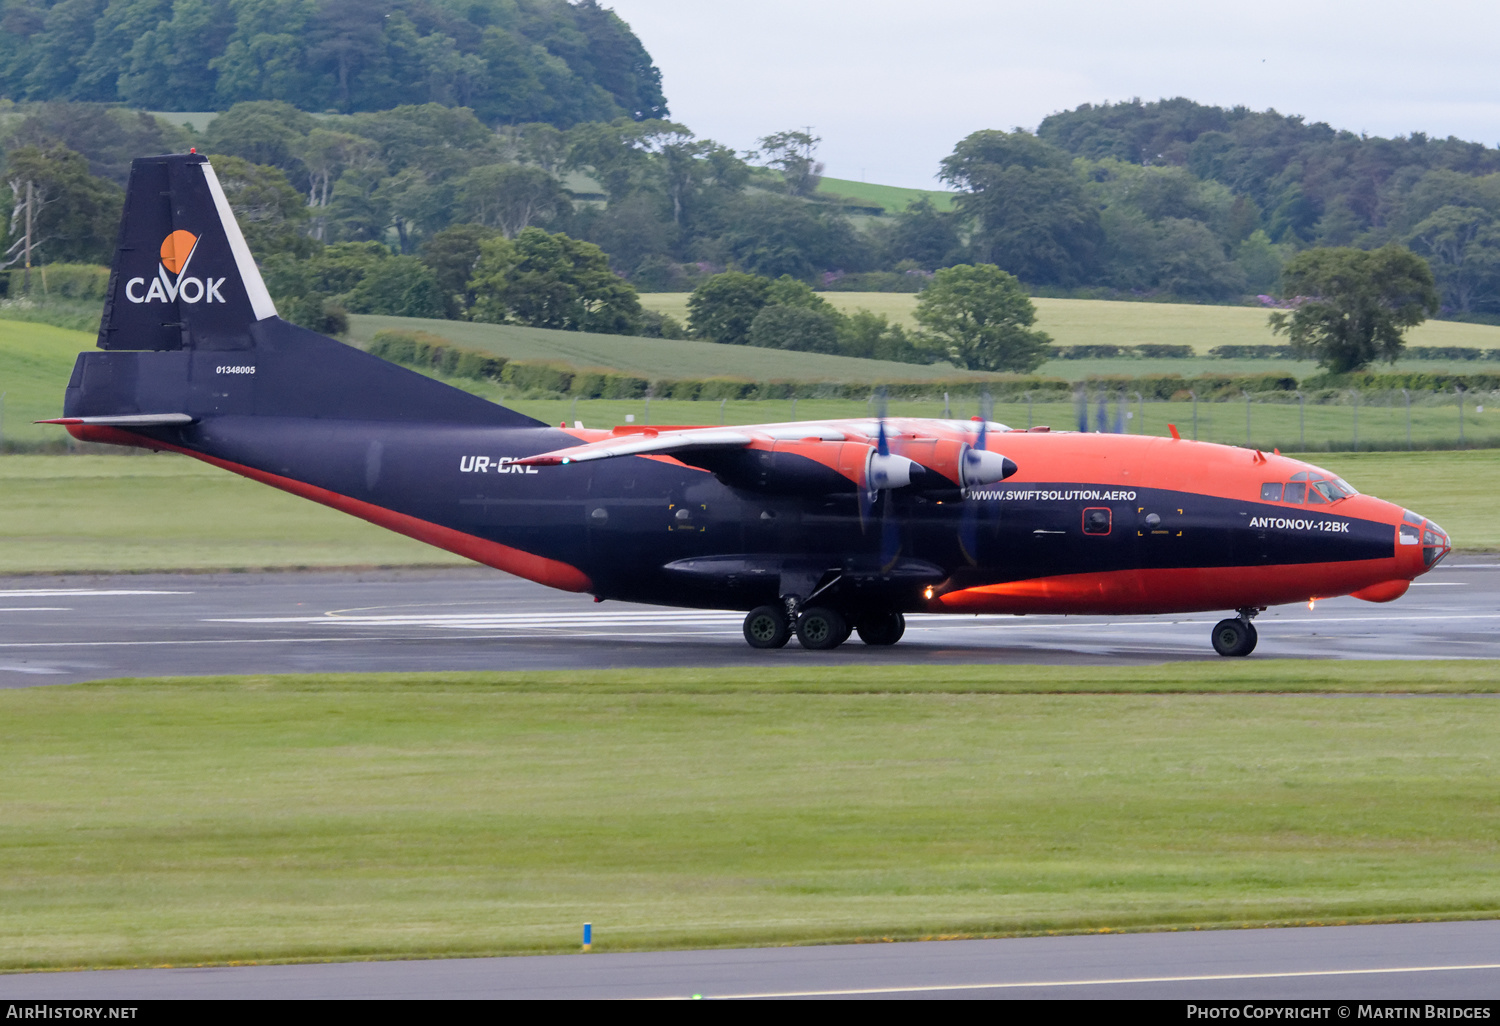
856, 611, 906, 646
1211, 618, 1258, 657
743, 605, 791, 649
795, 606, 849, 650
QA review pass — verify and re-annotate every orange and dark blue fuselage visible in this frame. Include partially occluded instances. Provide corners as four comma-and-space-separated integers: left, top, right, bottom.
49, 153, 1450, 656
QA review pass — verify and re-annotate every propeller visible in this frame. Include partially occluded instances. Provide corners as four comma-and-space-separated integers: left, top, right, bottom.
1075, 388, 1088, 432
866, 389, 904, 568
958, 396, 991, 565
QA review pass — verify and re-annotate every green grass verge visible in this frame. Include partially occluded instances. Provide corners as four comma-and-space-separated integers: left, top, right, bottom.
0, 318, 91, 448
3, 663, 1498, 970
0, 454, 464, 573
0, 448, 1494, 574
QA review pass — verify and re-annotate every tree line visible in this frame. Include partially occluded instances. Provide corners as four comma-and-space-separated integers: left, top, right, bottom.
0, 0, 665, 126
0, 92, 1488, 374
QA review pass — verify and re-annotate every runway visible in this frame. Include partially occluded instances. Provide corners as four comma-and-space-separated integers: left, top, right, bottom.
3, 563, 1498, 999
0, 558, 1496, 686
2, 921, 1498, 999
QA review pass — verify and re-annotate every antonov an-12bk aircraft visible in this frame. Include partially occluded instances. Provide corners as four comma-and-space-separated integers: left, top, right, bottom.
47, 153, 1452, 655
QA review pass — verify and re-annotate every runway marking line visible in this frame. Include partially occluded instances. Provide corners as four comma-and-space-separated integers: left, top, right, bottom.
0, 590, 192, 597
671, 960, 1500, 1000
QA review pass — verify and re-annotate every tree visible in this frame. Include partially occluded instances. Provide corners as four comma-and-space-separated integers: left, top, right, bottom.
719, 194, 860, 280
2, 144, 123, 268
747, 304, 840, 353
207, 154, 313, 258
837, 310, 931, 364
1406, 206, 1500, 313
420, 224, 501, 317
457, 164, 569, 238
468, 228, 641, 334
1270, 246, 1440, 373
881, 197, 962, 269
941, 130, 1102, 286
913, 264, 1051, 373
755, 129, 824, 197
347, 256, 447, 319
686, 271, 772, 344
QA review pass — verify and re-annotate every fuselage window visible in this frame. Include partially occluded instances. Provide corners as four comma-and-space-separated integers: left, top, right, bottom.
1082, 508, 1111, 535
1260, 482, 1283, 501
1283, 482, 1307, 503
1399, 523, 1420, 545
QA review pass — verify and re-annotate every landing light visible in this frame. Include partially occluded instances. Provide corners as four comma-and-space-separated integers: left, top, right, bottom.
924, 586, 934, 600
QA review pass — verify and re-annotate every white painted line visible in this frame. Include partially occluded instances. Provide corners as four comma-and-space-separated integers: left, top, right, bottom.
0, 590, 192, 597
674, 960, 1500, 1000
1410, 582, 1467, 586
0, 607, 70, 612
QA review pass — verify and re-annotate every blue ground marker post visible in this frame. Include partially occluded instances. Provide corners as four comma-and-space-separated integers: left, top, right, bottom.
582, 923, 592, 952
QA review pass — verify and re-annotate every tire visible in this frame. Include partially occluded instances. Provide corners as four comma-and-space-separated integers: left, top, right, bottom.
795, 606, 848, 650
743, 605, 791, 649
856, 611, 906, 646
1211, 618, 1257, 657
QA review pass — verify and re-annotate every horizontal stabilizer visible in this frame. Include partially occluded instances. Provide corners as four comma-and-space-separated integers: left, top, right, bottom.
38, 414, 196, 427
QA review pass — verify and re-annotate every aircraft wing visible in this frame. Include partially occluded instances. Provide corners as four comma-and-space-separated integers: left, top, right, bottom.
514, 428, 757, 466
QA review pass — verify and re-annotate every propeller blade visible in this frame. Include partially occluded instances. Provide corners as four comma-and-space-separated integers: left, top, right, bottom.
1075, 389, 1088, 432
1113, 393, 1126, 434
1095, 393, 1108, 433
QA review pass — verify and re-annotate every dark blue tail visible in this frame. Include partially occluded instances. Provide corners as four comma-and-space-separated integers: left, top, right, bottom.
66, 152, 539, 429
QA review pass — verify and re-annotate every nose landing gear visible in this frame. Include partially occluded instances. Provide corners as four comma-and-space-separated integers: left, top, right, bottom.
1211, 607, 1262, 657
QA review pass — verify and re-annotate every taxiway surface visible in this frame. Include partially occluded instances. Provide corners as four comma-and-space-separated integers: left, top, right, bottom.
2, 921, 1498, 999
1, 558, 1496, 686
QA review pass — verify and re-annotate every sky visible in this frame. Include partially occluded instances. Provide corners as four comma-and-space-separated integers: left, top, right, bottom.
605, 0, 1500, 190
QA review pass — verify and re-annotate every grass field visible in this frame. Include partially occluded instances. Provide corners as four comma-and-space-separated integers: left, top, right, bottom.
7, 308, 1500, 450
816, 175, 958, 213
0, 454, 464, 573
2, 663, 1498, 970
0, 449, 1494, 575
345, 314, 993, 382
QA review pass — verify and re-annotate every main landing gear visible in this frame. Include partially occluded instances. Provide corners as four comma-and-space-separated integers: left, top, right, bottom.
742, 605, 906, 650
1211, 607, 1262, 657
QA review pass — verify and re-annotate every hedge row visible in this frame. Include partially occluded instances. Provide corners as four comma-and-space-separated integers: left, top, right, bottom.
1301, 370, 1500, 392
370, 329, 1491, 402
1209, 344, 1500, 362
0, 263, 111, 300
1049, 344, 1195, 359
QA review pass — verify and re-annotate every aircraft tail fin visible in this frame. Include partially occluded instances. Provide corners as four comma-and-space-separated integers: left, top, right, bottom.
72, 152, 540, 428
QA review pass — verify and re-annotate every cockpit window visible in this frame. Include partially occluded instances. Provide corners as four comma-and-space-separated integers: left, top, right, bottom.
1260, 482, 1283, 501
1305, 484, 1330, 504
1289, 471, 1313, 482
1331, 477, 1357, 496
1309, 480, 1341, 503
1283, 482, 1307, 503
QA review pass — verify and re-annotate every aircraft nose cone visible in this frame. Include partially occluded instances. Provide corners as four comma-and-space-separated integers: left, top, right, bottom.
1401, 508, 1452, 572
962, 449, 1016, 486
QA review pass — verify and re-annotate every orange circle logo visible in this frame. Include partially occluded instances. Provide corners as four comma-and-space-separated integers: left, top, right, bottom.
159, 230, 198, 275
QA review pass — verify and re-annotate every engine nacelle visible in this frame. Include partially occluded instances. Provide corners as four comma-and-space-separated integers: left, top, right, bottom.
894, 438, 1017, 490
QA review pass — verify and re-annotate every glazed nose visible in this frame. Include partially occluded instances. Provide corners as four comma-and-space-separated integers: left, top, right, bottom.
1400, 510, 1451, 570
